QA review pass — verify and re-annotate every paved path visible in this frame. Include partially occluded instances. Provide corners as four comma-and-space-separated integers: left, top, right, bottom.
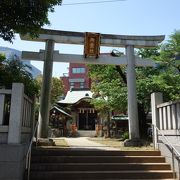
62, 137, 118, 151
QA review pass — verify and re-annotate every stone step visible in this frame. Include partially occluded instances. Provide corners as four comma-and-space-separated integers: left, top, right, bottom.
30, 170, 174, 179
30, 179, 176, 180
32, 149, 161, 156
31, 162, 171, 171
29, 149, 175, 180
32, 155, 166, 163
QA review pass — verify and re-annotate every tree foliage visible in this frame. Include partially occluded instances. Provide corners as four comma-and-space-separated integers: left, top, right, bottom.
160, 30, 180, 72
88, 64, 127, 138
36, 75, 64, 105
51, 77, 64, 104
0, 0, 62, 42
136, 30, 180, 103
89, 65, 127, 113
0, 54, 39, 97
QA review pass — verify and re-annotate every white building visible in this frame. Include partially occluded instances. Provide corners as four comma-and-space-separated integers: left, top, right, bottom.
0, 46, 41, 78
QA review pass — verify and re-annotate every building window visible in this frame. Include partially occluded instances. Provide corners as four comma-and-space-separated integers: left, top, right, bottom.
80, 82, 84, 88
70, 82, 75, 88
72, 67, 85, 74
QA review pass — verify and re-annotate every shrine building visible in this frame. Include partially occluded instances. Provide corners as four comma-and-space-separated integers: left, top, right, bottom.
57, 89, 98, 137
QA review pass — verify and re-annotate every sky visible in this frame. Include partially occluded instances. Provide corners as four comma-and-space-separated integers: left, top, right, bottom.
0, 0, 180, 77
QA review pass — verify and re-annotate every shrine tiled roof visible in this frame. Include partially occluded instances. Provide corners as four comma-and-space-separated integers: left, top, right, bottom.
51, 106, 72, 117
58, 89, 93, 104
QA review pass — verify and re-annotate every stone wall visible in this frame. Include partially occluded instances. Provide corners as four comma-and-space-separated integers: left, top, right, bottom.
0, 144, 27, 180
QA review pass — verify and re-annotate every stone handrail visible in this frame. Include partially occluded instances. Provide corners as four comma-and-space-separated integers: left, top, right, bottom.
152, 124, 179, 179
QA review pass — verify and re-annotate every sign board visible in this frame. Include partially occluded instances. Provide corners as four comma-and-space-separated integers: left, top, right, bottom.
111, 115, 129, 121
84, 32, 100, 58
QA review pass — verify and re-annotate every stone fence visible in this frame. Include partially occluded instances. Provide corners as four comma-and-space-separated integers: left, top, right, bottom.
151, 92, 180, 134
151, 92, 180, 179
0, 83, 34, 144
0, 83, 35, 180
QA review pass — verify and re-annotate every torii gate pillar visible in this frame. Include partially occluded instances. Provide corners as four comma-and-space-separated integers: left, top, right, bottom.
126, 45, 139, 139
38, 40, 55, 138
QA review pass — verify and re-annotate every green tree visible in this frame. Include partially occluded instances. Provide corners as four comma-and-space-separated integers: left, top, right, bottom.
0, 54, 39, 97
89, 64, 127, 113
136, 30, 180, 102
36, 75, 64, 105
159, 30, 180, 72
51, 77, 64, 104
88, 64, 127, 137
0, 0, 62, 42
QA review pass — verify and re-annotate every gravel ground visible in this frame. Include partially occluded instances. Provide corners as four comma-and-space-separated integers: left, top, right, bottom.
39, 137, 154, 151
88, 137, 154, 151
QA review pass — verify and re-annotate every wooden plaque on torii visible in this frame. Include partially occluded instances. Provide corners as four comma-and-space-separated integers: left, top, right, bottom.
84, 32, 101, 58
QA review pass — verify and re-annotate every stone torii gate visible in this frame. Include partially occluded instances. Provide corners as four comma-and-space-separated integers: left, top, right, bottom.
21, 29, 164, 139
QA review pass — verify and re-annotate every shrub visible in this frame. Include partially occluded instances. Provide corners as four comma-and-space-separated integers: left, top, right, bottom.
122, 131, 129, 141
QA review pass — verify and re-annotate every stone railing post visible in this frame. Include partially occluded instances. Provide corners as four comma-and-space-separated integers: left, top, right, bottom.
151, 92, 163, 149
8, 83, 24, 144
0, 94, 5, 125
30, 96, 36, 136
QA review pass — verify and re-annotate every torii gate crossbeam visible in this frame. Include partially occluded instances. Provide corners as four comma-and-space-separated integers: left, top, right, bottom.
21, 29, 164, 48
21, 29, 165, 139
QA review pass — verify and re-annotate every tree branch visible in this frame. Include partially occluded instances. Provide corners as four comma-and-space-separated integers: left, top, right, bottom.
115, 66, 127, 85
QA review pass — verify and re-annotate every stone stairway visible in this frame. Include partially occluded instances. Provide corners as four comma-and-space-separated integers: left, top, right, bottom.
30, 148, 175, 180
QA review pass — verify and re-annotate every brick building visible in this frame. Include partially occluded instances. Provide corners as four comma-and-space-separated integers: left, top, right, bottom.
61, 63, 91, 94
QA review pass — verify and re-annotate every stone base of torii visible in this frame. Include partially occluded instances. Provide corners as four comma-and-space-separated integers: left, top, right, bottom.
21, 28, 164, 141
